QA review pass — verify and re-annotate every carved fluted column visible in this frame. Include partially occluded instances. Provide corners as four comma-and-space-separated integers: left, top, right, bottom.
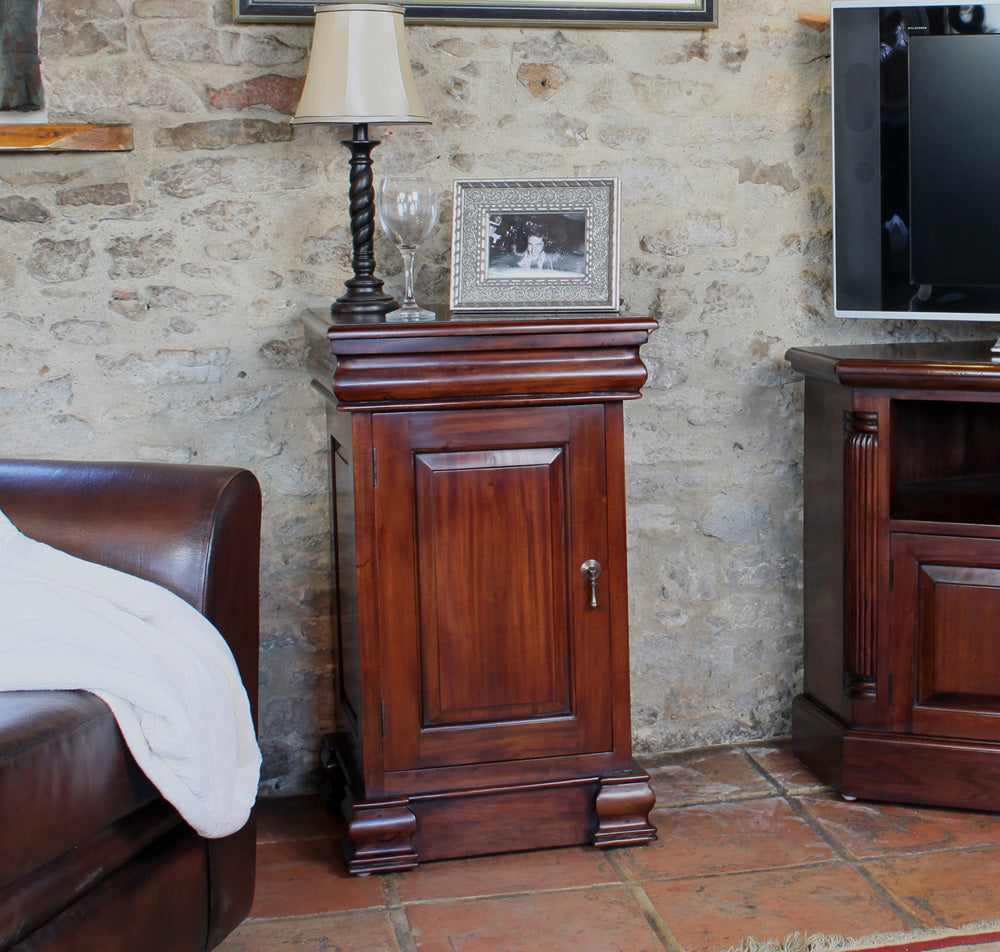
844, 410, 879, 701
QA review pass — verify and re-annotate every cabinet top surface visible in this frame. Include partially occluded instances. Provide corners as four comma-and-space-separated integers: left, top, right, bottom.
786, 340, 1000, 390
306, 309, 657, 343
303, 309, 656, 408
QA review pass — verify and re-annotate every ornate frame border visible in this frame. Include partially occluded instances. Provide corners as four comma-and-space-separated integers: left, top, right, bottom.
449, 178, 620, 313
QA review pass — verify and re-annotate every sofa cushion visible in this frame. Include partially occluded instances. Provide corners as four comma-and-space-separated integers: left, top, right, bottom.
7, 823, 208, 952
0, 690, 160, 888
0, 798, 181, 950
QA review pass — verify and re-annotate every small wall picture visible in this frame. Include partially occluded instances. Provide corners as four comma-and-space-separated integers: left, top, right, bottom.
450, 179, 621, 312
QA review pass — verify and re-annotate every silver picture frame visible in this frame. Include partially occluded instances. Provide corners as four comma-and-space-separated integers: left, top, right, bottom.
449, 179, 621, 313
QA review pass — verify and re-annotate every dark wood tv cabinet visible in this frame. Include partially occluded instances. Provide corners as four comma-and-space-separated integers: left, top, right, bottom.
788, 340, 1000, 811
307, 310, 658, 873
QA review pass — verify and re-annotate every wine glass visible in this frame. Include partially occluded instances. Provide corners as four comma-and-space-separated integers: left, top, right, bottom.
377, 177, 438, 322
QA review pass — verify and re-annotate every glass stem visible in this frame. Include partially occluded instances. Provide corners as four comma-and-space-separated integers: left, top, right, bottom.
400, 248, 417, 306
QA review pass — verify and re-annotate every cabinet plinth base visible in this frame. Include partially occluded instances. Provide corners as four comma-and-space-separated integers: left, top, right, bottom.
793, 694, 1000, 812
324, 736, 656, 873
791, 695, 846, 792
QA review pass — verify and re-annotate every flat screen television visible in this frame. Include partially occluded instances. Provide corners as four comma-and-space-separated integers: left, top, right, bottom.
832, 1, 1000, 336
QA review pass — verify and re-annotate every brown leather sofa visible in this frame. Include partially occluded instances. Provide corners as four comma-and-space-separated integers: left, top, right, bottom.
0, 459, 261, 952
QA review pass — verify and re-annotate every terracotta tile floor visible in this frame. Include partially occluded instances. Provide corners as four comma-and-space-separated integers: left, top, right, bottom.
216, 740, 1000, 952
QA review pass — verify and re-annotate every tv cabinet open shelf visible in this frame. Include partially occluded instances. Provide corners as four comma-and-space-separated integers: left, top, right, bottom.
893, 475, 1000, 527
788, 340, 1000, 811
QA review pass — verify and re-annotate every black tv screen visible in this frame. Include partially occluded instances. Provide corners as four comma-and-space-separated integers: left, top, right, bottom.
832, 2, 1000, 321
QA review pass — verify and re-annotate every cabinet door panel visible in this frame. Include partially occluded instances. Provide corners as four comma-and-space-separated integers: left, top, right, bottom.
892, 534, 1000, 741
415, 446, 571, 725
374, 405, 614, 773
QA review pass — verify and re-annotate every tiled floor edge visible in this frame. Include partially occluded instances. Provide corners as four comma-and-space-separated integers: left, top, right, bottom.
718, 918, 1000, 952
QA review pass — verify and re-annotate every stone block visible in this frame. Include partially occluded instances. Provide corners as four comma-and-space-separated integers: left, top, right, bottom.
207, 74, 304, 114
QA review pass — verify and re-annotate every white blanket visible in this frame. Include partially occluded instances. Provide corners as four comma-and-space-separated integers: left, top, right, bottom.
0, 507, 261, 839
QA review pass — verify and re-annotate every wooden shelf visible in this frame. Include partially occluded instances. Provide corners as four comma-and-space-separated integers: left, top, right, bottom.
0, 124, 133, 152
893, 474, 1000, 526
797, 13, 830, 31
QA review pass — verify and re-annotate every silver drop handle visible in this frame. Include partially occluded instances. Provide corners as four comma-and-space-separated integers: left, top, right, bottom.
580, 559, 603, 608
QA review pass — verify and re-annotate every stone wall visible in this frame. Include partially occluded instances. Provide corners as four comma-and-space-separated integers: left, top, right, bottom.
0, 0, 978, 793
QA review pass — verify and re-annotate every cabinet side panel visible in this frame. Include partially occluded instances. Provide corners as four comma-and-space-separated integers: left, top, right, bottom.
802, 377, 852, 723
327, 404, 362, 732
600, 401, 634, 764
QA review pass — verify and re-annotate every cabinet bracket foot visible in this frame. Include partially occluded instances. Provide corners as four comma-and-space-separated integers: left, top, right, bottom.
344, 798, 419, 875
592, 766, 657, 848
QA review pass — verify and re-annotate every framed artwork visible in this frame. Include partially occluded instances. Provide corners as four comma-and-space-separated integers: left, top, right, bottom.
233, 0, 716, 27
0, 0, 43, 114
449, 178, 620, 313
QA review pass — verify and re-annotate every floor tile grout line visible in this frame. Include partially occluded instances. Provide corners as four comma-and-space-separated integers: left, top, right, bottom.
736, 746, 787, 797
244, 906, 394, 924
638, 741, 778, 771
387, 906, 419, 952
380, 877, 651, 908
605, 850, 689, 952
855, 841, 1000, 862
380, 855, 932, 900
644, 752, 937, 939
615, 856, 867, 887
783, 795, 926, 930
851, 868, 942, 933
381, 875, 421, 952
710, 752, 929, 932
767, 780, 1000, 862
653, 790, 790, 809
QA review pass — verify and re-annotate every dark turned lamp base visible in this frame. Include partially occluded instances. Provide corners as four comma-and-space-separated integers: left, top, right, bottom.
331, 284, 399, 322
333, 122, 400, 323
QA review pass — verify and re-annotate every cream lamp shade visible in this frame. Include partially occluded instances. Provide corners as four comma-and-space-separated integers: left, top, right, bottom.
292, 2, 430, 126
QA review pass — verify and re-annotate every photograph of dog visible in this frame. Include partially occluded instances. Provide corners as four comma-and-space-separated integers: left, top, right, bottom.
486, 212, 587, 278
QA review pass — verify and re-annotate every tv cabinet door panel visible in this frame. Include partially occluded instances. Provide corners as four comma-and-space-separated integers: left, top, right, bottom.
373, 404, 615, 774
892, 533, 1000, 743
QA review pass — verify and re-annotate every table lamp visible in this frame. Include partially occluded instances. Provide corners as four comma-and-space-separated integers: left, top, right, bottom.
292, 1, 430, 320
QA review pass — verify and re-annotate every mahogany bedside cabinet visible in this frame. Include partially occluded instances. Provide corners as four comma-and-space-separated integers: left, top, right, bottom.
307, 310, 658, 874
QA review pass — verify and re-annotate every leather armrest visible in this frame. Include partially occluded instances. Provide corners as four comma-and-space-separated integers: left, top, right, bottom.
0, 459, 261, 722
0, 459, 263, 947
